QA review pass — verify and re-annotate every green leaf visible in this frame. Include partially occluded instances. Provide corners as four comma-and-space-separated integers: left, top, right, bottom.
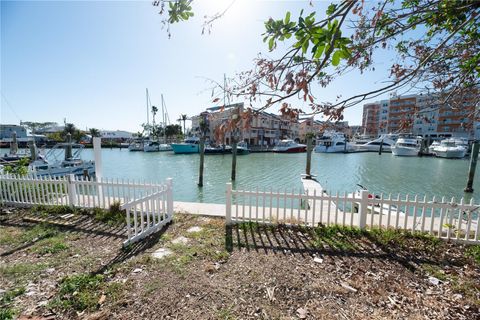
313, 44, 325, 59
285, 11, 291, 24
332, 50, 342, 66
268, 37, 275, 51
326, 4, 337, 15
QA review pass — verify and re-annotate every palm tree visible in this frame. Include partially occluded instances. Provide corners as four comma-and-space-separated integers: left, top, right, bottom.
181, 114, 188, 135
64, 123, 76, 135
151, 106, 158, 139
89, 128, 101, 138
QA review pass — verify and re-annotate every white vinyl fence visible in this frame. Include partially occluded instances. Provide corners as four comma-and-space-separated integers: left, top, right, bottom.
226, 183, 480, 244
0, 173, 174, 246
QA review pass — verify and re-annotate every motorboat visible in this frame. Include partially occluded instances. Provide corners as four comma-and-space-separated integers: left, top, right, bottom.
171, 137, 200, 154
354, 134, 398, 153
204, 144, 232, 155
351, 134, 374, 146
428, 141, 441, 154
391, 134, 421, 157
314, 131, 353, 153
143, 140, 173, 152
236, 142, 249, 155
433, 139, 467, 159
272, 139, 306, 153
128, 139, 144, 151
29, 143, 95, 177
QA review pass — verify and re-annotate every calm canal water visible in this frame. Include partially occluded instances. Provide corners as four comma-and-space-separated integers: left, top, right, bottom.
4, 148, 477, 203
80, 149, 478, 203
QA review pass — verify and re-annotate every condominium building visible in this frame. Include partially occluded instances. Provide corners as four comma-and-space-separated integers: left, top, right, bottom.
362, 89, 479, 139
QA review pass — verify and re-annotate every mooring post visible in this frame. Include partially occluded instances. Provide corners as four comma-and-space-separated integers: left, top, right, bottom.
465, 140, 479, 193
305, 135, 313, 179
378, 138, 384, 155
225, 183, 232, 225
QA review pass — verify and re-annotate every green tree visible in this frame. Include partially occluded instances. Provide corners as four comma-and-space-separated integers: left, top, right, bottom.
89, 128, 101, 138
154, 0, 479, 120
165, 124, 182, 138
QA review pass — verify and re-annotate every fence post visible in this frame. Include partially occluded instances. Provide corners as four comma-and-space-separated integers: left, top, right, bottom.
67, 174, 77, 207
358, 189, 369, 229
226, 183, 232, 225
166, 178, 173, 222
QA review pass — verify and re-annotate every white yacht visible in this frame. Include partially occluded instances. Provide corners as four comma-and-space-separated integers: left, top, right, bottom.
391, 134, 421, 157
272, 140, 306, 153
30, 143, 95, 177
428, 140, 441, 154
314, 131, 352, 153
433, 139, 467, 159
354, 134, 398, 152
143, 140, 173, 152
128, 139, 144, 151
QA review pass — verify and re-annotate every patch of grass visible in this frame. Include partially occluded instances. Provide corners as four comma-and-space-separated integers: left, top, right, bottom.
0, 308, 16, 320
312, 225, 363, 251
238, 221, 260, 232
93, 201, 125, 224
465, 245, 480, 264
0, 262, 46, 281
50, 273, 104, 312
217, 306, 236, 320
31, 235, 69, 255
422, 264, 448, 281
1, 224, 60, 248
0, 287, 26, 320
33, 205, 77, 215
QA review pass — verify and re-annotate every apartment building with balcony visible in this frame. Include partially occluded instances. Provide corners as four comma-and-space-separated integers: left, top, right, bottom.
191, 103, 300, 146
362, 89, 479, 139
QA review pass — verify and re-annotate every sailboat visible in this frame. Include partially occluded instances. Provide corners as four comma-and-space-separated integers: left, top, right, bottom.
143, 91, 172, 152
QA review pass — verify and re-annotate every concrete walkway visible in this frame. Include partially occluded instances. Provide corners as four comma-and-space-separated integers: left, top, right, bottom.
173, 201, 226, 217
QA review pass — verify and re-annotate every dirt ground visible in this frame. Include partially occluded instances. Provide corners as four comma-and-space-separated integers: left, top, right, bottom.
1, 206, 479, 320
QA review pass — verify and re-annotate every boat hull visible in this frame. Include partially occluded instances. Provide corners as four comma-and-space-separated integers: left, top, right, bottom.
435, 148, 466, 159
171, 143, 199, 154
314, 145, 351, 153
273, 146, 306, 153
391, 147, 419, 156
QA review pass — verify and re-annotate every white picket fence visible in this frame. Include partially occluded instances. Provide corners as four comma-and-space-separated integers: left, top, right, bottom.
225, 184, 480, 244
0, 173, 174, 246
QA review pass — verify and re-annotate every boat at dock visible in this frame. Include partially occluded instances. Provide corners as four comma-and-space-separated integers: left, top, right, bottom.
204, 144, 232, 155
128, 139, 144, 151
432, 139, 467, 159
314, 131, 353, 153
171, 137, 200, 154
236, 142, 249, 155
143, 140, 172, 152
354, 134, 398, 153
29, 143, 95, 177
273, 140, 306, 153
391, 134, 421, 157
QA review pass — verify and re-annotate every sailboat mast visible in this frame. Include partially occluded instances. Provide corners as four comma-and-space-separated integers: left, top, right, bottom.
146, 88, 150, 137
162, 94, 166, 144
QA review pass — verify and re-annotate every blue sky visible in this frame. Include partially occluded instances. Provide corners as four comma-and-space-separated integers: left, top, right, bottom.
1, 0, 397, 132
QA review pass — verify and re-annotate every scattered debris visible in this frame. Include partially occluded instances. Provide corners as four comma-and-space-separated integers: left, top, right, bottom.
171, 236, 189, 245
313, 257, 323, 264
340, 282, 358, 293
186, 226, 203, 233
296, 307, 308, 319
428, 276, 440, 285
151, 248, 172, 259
132, 268, 143, 273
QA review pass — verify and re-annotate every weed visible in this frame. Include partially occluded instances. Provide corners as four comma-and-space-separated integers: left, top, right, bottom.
93, 202, 125, 224
0, 287, 25, 320
465, 245, 480, 264
50, 273, 104, 312
0, 262, 46, 282
422, 264, 448, 281
0, 308, 15, 320
31, 236, 69, 255
33, 205, 77, 215
238, 221, 260, 232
